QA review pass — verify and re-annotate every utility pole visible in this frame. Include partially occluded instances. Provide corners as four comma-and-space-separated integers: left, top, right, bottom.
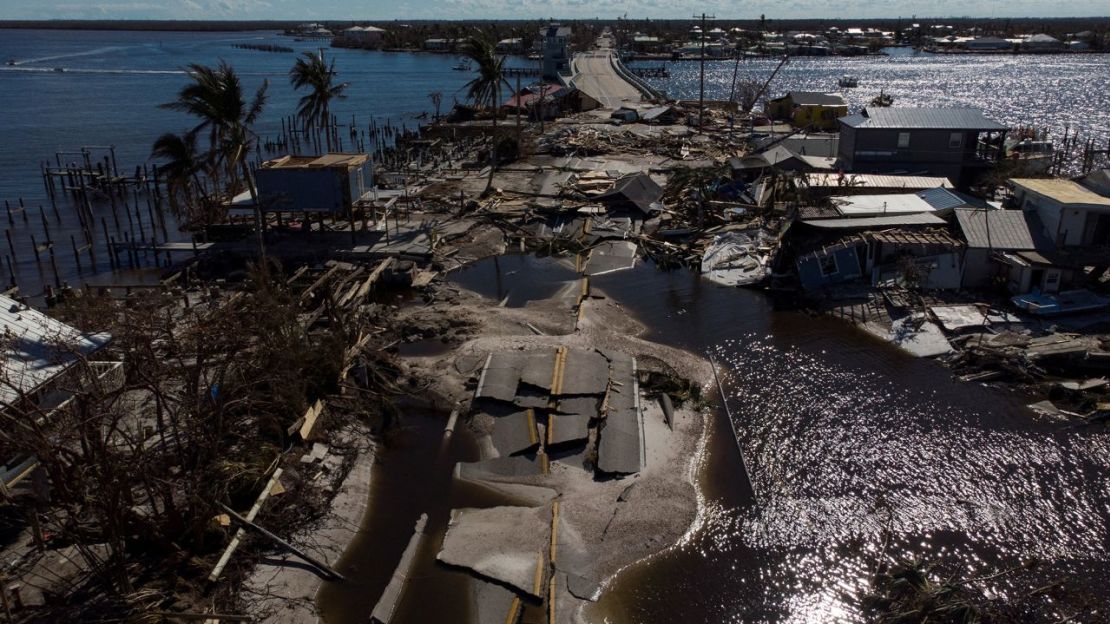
694, 13, 715, 129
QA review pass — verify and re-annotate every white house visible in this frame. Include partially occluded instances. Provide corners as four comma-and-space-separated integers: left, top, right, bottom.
1010, 178, 1110, 247
341, 26, 386, 49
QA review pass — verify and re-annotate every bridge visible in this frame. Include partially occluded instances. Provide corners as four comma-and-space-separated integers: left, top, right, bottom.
567, 30, 656, 109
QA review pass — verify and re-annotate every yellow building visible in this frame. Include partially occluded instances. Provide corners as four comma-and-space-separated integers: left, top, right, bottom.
766, 91, 848, 131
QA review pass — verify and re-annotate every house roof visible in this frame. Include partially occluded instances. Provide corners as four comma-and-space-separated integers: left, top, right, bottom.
954, 207, 1052, 250
1011, 178, 1110, 207
0, 296, 111, 406
503, 84, 562, 108
596, 173, 664, 215
916, 187, 992, 211
754, 134, 839, 158
801, 213, 947, 229
831, 193, 940, 216
805, 173, 954, 190
868, 228, 964, 247
777, 91, 847, 107
260, 153, 369, 170
840, 107, 1008, 131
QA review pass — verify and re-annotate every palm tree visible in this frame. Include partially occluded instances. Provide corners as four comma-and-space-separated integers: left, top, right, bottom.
461, 34, 511, 195
151, 132, 214, 230
161, 61, 268, 256
289, 50, 349, 152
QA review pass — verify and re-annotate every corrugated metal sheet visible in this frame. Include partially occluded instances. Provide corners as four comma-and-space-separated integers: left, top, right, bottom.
840, 108, 1008, 130
0, 295, 110, 405
777, 91, 846, 107
802, 213, 947, 228
831, 193, 937, 216
805, 173, 954, 190
954, 208, 1052, 250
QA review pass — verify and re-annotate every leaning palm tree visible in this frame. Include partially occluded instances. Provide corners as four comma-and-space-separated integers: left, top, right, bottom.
289, 50, 349, 152
161, 61, 268, 256
151, 132, 215, 230
461, 34, 511, 195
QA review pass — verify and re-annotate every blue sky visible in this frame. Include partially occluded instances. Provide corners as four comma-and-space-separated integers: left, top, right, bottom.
1, 0, 1108, 20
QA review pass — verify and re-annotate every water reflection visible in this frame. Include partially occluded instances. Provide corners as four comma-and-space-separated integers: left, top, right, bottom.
589, 264, 1110, 623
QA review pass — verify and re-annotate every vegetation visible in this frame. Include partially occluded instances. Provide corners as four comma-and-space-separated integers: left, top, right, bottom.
0, 269, 357, 620
289, 51, 349, 152
157, 61, 268, 254
460, 33, 512, 195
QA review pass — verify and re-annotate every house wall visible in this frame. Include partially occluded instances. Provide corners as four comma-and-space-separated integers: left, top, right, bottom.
1014, 189, 1110, 246
797, 246, 864, 290
961, 248, 996, 288
874, 251, 963, 289
256, 166, 360, 213
794, 105, 847, 131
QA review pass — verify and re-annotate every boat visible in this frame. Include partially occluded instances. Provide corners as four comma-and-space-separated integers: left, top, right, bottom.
838, 75, 859, 87
1010, 289, 1110, 317
451, 60, 471, 71
53, 67, 65, 73
1006, 138, 1055, 174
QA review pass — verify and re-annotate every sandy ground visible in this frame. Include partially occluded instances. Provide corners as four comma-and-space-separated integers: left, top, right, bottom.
241, 427, 375, 623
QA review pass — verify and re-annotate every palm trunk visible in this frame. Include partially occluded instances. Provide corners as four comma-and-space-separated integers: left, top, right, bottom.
240, 160, 265, 258
485, 84, 498, 195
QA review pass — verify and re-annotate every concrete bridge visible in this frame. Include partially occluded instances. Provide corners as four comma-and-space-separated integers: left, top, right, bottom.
568, 30, 657, 109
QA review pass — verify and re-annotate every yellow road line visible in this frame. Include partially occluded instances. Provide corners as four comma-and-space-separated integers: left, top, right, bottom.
504, 597, 521, 624
548, 576, 557, 624
527, 408, 538, 445
546, 413, 555, 446
532, 549, 545, 596
550, 501, 560, 566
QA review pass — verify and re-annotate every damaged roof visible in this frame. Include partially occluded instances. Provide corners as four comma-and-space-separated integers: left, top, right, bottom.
954, 208, 1053, 250
595, 173, 664, 215
0, 295, 111, 406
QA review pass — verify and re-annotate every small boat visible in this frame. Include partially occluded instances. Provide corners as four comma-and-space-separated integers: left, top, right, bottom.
53, 67, 65, 73
1011, 289, 1110, 317
838, 75, 859, 87
1006, 138, 1055, 174
5, 59, 15, 66
451, 60, 471, 71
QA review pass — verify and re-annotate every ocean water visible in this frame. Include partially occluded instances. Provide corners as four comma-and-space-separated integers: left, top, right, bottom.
634, 49, 1110, 148
0, 29, 474, 295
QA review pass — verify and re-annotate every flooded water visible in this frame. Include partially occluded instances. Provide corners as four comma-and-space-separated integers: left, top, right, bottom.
634, 50, 1110, 148
310, 254, 1110, 622
315, 407, 516, 624
446, 253, 579, 307
586, 263, 1110, 622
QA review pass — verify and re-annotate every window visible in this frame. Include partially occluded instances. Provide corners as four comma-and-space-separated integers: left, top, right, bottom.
897, 132, 910, 148
820, 254, 839, 277
949, 132, 964, 149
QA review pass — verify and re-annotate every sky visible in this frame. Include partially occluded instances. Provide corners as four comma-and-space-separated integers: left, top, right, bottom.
0, 0, 1108, 20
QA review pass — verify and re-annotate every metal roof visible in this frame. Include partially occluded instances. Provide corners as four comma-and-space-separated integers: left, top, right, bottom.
802, 213, 947, 228
831, 193, 939, 216
0, 296, 110, 406
804, 173, 954, 189
840, 107, 1008, 130
775, 91, 847, 107
916, 187, 991, 212
1010, 178, 1110, 207
954, 208, 1053, 250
